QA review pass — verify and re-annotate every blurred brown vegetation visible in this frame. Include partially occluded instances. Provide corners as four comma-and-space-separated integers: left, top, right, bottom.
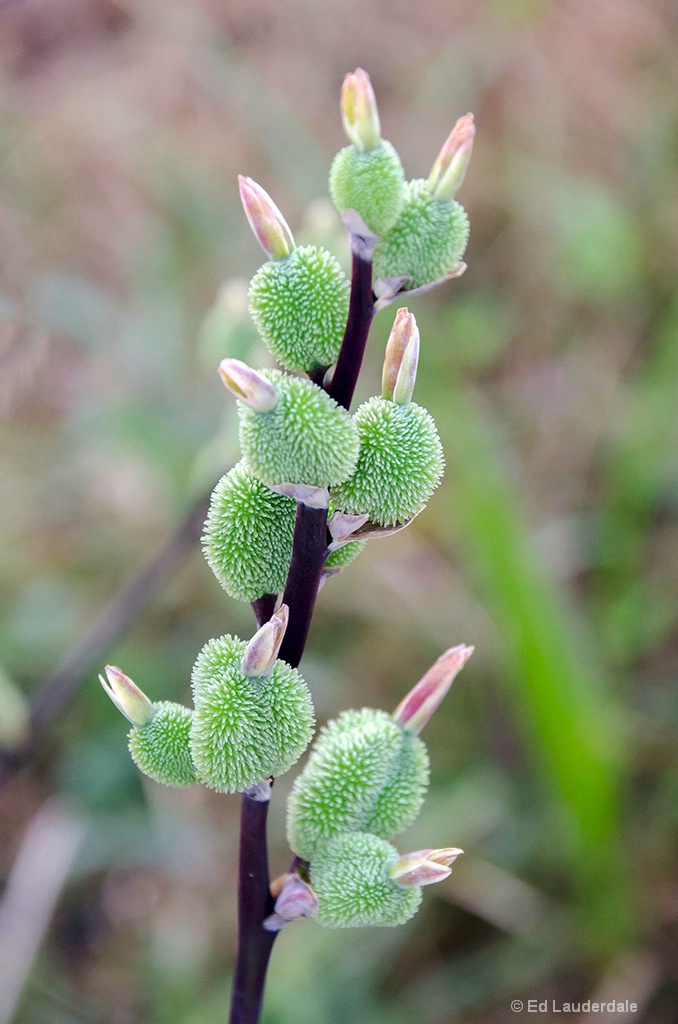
1, 1, 677, 1022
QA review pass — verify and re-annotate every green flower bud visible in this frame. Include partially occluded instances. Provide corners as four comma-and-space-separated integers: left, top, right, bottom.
128, 701, 197, 788
249, 246, 349, 372
373, 178, 469, 290
331, 396, 444, 526
287, 708, 429, 861
329, 141, 405, 237
238, 369, 359, 489
190, 634, 314, 793
311, 832, 423, 928
203, 460, 296, 601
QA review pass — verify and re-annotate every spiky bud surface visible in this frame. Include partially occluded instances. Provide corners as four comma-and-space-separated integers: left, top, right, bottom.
373, 178, 469, 289
331, 396, 444, 526
311, 832, 423, 928
249, 246, 349, 372
190, 635, 314, 793
238, 369, 359, 488
203, 461, 296, 601
287, 708, 429, 861
128, 701, 197, 788
329, 142, 405, 237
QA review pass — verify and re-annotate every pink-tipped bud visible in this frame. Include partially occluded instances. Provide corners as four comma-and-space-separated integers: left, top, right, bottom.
269, 873, 318, 929
241, 605, 289, 678
382, 308, 420, 403
218, 358, 279, 413
238, 175, 295, 260
389, 847, 463, 888
327, 510, 370, 549
392, 643, 474, 734
341, 68, 381, 151
428, 113, 476, 201
99, 666, 155, 728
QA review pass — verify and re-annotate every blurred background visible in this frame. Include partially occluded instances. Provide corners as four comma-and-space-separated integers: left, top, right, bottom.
1, 0, 677, 1021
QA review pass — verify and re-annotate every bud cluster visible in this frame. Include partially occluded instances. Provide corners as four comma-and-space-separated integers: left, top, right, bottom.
100, 608, 314, 793
100, 69, 477, 948
285, 645, 473, 928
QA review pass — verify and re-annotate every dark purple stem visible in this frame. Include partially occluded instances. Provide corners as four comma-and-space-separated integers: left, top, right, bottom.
228, 791, 278, 1024
228, 237, 375, 1024
327, 234, 376, 410
251, 593, 278, 628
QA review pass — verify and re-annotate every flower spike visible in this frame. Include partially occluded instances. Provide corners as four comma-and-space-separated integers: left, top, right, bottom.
238, 175, 295, 260
341, 68, 380, 151
392, 644, 474, 734
241, 605, 290, 677
99, 665, 155, 728
389, 847, 463, 887
428, 113, 476, 202
218, 358, 280, 413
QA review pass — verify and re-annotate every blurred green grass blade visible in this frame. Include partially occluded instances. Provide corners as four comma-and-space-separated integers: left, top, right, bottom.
439, 383, 625, 905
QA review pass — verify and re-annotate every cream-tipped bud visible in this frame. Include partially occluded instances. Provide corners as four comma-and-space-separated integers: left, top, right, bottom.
99, 666, 156, 728
241, 605, 290, 677
389, 847, 463, 887
428, 113, 475, 201
392, 644, 474, 734
382, 308, 419, 402
264, 873, 318, 932
218, 358, 280, 413
341, 68, 380, 151
238, 175, 295, 259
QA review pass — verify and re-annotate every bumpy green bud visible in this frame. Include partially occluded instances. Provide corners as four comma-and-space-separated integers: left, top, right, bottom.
287, 708, 429, 861
249, 245, 349, 372
373, 178, 469, 290
331, 396, 444, 526
236, 368, 359, 489
128, 701, 197, 788
329, 142, 405, 238
311, 832, 423, 928
189, 634, 314, 793
203, 460, 296, 601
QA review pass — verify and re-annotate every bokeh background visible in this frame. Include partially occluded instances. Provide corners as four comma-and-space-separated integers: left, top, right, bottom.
1, 0, 677, 1021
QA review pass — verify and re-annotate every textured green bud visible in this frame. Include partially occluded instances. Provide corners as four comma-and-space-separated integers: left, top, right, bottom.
249, 246, 349, 372
238, 369, 359, 488
329, 142, 405, 237
128, 701, 197, 788
190, 635, 314, 793
373, 178, 469, 290
203, 461, 296, 601
331, 396, 444, 526
311, 832, 423, 928
287, 708, 429, 861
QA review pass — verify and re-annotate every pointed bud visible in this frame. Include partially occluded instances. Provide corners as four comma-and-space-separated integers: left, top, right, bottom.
389, 847, 463, 888
276, 873, 318, 920
341, 68, 380, 151
428, 113, 475, 201
392, 644, 474, 734
241, 605, 289, 677
99, 665, 155, 728
238, 175, 295, 259
382, 308, 419, 402
327, 510, 370, 550
218, 358, 279, 413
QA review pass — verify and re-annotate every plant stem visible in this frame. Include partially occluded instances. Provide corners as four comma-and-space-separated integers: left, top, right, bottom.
328, 233, 376, 410
228, 789, 278, 1024
228, 237, 375, 1024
